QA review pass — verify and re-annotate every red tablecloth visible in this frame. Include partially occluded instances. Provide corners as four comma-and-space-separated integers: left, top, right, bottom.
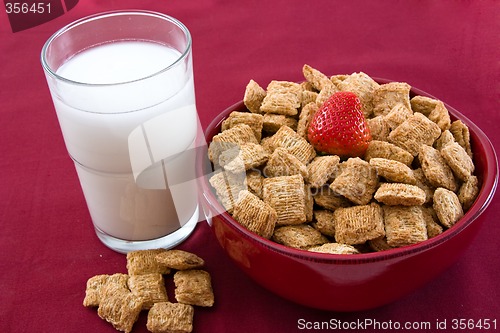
1, 1, 499, 332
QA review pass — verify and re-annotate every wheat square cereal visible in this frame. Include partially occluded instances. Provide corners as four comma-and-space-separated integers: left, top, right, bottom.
440, 141, 475, 181
413, 168, 435, 203
174, 270, 214, 307
418, 145, 458, 191
263, 174, 307, 225
155, 250, 205, 271
208, 124, 258, 163
337, 72, 379, 118
208, 170, 247, 214
311, 209, 336, 237
384, 103, 413, 130
316, 83, 339, 105
367, 236, 394, 252
301, 90, 319, 107
372, 82, 411, 117
272, 224, 328, 249
296, 102, 318, 138
433, 187, 464, 228
458, 175, 479, 211
306, 155, 340, 188
246, 169, 264, 198
218, 143, 269, 173
83, 273, 129, 307
333, 203, 385, 245
126, 249, 170, 276
364, 140, 414, 166
374, 183, 426, 206
304, 184, 314, 222
266, 125, 316, 164
313, 186, 352, 210
419, 206, 443, 238
243, 79, 266, 114
329, 157, 378, 205
369, 157, 416, 184
302, 64, 336, 91
260, 80, 302, 116
308, 243, 359, 254
449, 120, 473, 158
263, 147, 308, 178
128, 273, 168, 310
388, 112, 441, 156
146, 302, 194, 333
221, 111, 264, 141
383, 206, 428, 247
97, 284, 143, 333
434, 130, 455, 151
367, 116, 391, 141
428, 100, 451, 131
410, 95, 440, 116
262, 113, 298, 133
232, 190, 277, 239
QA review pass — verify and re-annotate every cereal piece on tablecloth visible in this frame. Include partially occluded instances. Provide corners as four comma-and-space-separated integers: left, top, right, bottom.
388, 112, 441, 156
420, 206, 443, 238
262, 113, 298, 133
263, 147, 308, 178
246, 169, 264, 198
266, 125, 316, 164
418, 145, 458, 192
128, 273, 168, 310
83, 273, 129, 307
434, 130, 455, 151
384, 103, 413, 130
147, 302, 194, 333
301, 90, 319, 107
272, 224, 328, 249
337, 72, 380, 118
428, 100, 451, 131
302, 64, 336, 91
413, 168, 435, 204
221, 111, 264, 141
458, 175, 479, 211
155, 250, 205, 271
367, 236, 394, 252
208, 170, 246, 214
127, 249, 170, 276
208, 124, 258, 163
441, 142, 475, 181
232, 190, 277, 239
329, 157, 378, 205
308, 243, 359, 254
260, 80, 302, 116
174, 270, 215, 307
218, 143, 269, 173
364, 140, 414, 166
97, 284, 143, 333
334, 203, 385, 245
369, 158, 416, 184
372, 82, 411, 117
383, 206, 428, 248
313, 186, 352, 210
410, 95, 439, 116
263, 174, 307, 225
297, 102, 318, 138
306, 155, 340, 188
449, 120, 473, 158
243, 79, 266, 114
433, 187, 464, 228
367, 116, 391, 141
374, 183, 426, 206
311, 209, 336, 237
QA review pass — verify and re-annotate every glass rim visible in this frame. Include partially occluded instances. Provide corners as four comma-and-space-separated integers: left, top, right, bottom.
40, 10, 192, 87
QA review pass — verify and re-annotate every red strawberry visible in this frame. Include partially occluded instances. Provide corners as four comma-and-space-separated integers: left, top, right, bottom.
307, 91, 371, 157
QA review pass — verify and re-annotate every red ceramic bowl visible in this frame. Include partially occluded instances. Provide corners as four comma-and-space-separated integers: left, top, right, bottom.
197, 80, 498, 311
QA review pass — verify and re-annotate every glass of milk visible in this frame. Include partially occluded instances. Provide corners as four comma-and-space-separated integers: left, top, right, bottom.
41, 11, 203, 253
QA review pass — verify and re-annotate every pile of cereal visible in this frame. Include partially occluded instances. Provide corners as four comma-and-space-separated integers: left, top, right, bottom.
207, 64, 479, 254
83, 249, 214, 333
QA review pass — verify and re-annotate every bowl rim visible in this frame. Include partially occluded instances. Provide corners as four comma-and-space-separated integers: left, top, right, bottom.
200, 78, 499, 264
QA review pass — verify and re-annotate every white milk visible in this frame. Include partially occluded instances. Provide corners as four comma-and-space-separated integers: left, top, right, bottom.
51, 41, 199, 241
